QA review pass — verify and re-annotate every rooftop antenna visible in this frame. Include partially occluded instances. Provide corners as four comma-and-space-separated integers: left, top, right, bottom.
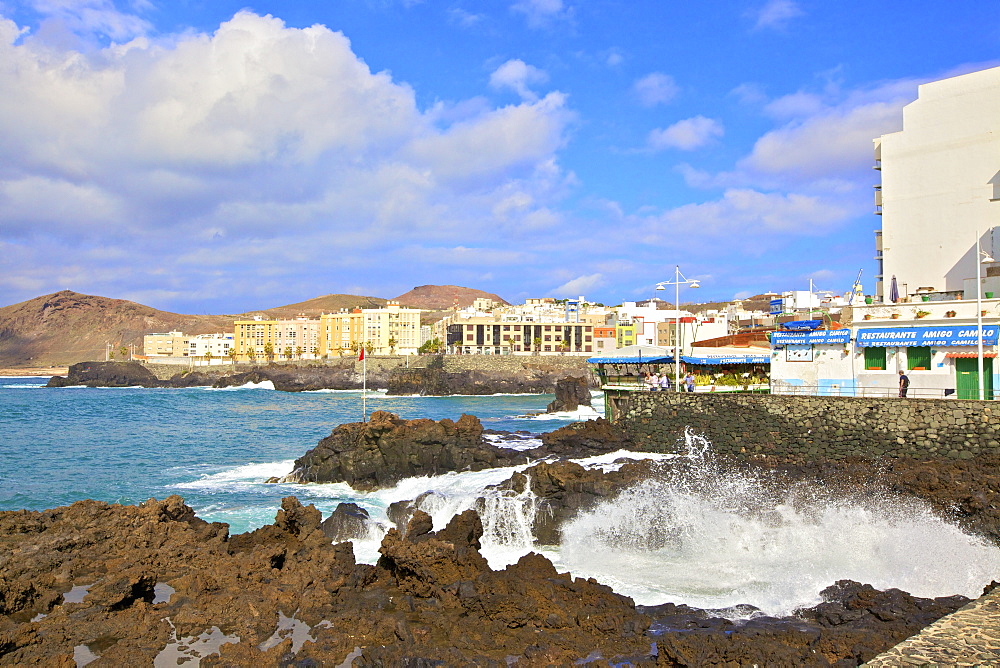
847, 269, 864, 305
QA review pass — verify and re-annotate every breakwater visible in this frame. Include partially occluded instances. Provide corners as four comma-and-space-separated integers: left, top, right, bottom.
144, 353, 591, 380
608, 391, 1000, 460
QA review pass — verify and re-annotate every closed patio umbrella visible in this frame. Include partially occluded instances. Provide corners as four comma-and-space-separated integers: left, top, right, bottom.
889, 275, 899, 303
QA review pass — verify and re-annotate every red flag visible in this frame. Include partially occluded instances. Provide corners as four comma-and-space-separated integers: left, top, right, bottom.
358, 347, 365, 362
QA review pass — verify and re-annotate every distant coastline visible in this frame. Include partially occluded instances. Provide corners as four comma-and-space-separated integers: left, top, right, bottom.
0, 366, 67, 377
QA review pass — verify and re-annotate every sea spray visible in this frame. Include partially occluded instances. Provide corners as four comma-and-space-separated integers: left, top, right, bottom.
556, 430, 1000, 616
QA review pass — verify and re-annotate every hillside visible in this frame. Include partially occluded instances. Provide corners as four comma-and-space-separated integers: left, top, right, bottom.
259, 294, 387, 318
0, 291, 235, 368
393, 285, 509, 311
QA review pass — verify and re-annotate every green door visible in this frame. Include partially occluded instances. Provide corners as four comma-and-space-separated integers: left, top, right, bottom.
956, 357, 994, 400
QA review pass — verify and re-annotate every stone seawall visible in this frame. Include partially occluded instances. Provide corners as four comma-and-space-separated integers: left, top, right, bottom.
144, 354, 591, 380
609, 391, 1000, 460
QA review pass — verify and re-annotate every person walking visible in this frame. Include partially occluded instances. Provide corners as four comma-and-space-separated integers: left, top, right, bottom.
684, 372, 696, 393
649, 371, 660, 391
898, 370, 910, 398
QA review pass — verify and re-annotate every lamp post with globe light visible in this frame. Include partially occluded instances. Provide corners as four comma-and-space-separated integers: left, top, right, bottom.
976, 231, 995, 400
656, 266, 700, 392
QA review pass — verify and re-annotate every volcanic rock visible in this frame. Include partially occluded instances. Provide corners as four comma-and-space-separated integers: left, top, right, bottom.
0, 496, 655, 666
540, 417, 634, 456
546, 375, 592, 413
46, 361, 161, 387
281, 411, 520, 491
320, 503, 373, 542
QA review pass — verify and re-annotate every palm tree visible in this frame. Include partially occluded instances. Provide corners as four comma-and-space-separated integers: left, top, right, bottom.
119, 345, 129, 360
263, 343, 275, 363
247, 346, 258, 363
204, 350, 214, 367
387, 337, 398, 355
296, 346, 304, 360
284, 346, 293, 361
228, 347, 239, 367
532, 337, 542, 355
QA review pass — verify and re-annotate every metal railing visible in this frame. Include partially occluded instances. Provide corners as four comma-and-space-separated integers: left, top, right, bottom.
771, 384, 992, 400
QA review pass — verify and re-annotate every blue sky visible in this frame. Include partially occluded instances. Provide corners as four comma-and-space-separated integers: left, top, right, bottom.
0, 1, 997, 313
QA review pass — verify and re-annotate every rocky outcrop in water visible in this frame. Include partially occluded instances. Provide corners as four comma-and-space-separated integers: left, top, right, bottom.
546, 375, 592, 413
0, 496, 973, 666
280, 411, 523, 491
281, 413, 635, 492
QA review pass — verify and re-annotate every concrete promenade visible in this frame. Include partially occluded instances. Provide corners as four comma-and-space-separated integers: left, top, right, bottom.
865, 588, 1000, 665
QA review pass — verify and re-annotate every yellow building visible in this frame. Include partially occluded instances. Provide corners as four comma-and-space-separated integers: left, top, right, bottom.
233, 317, 320, 361
319, 302, 422, 356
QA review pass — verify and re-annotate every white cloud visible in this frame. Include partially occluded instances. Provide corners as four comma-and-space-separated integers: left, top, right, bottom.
741, 95, 910, 180
0, 10, 576, 310
28, 0, 152, 42
553, 273, 604, 296
510, 0, 568, 29
752, 0, 803, 30
643, 188, 850, 242
730, 82, 767, 106
489, 59, 549, 101
648, 116, 724, 151
633, 72, 679, 107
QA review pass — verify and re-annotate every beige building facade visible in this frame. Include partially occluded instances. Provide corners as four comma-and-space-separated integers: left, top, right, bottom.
143, 331, 190, 357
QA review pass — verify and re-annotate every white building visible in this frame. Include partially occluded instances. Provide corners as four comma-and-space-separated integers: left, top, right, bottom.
875, 65, 1000, 301
187, 333, 235, 362
772, 65, 1000, 398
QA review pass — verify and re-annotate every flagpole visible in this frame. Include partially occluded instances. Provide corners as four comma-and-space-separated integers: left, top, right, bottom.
361, 346, 367, 422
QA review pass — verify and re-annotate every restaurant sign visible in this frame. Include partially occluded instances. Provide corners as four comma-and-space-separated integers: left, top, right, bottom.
855, 326, 999, 348
771, 329, 851, 346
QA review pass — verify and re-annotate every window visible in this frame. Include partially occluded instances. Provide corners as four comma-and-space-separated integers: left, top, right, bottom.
544, 345, 551, 352
908, 346, 932, 370
864, 347, 887, 370
544, 335, 551, 341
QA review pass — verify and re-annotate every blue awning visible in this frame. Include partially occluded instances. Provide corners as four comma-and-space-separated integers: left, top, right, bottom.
780, 319, 823, 331
856, 326, 999, 347
587, 355, 673, 364
772, 329, 850, 345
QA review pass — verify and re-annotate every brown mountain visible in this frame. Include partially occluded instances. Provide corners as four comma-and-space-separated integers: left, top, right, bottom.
258, 294, 387, 319
0, 291, 235, 368
393, 285, 509, 311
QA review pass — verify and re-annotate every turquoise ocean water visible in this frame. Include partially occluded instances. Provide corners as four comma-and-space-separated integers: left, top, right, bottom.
1, 377, 581, 532
7, 376, 1000, 615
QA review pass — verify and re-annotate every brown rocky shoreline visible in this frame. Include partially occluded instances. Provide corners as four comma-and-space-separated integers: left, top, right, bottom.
4, 410, 1000, 665
45, 358, 592, 396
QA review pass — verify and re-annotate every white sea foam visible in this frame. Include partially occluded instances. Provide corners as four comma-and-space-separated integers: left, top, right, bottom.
178, 428, 1000, 618
205, 381, 276, 391
171, 460, 299, 490
555, 432, 1000, 616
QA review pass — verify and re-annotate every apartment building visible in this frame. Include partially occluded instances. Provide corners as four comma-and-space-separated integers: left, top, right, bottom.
233, 317, 321, 360
320, 302, 422, 356
875, 65, 1000, 301
445, 319, 594, 355
186, 333, 235, 360
143, 331, 190, 357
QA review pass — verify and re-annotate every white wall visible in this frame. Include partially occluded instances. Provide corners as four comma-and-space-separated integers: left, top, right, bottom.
878, 66, 1000, 300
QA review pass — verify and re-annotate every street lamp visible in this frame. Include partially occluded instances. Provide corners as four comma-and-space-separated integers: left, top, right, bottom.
976, 231, 995, 401
656, 266, 700, 392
